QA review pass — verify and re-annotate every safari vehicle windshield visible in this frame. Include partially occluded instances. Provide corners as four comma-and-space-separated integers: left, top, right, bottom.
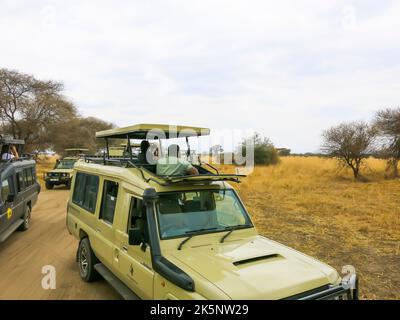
55, 160, 75, 169
156, 190, 252, 239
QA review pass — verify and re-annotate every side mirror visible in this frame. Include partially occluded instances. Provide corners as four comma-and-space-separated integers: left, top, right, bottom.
128, 228, 142, 245
6, 194, 14, 203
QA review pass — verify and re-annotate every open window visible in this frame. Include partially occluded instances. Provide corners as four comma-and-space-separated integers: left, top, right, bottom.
128, 197, 149, 248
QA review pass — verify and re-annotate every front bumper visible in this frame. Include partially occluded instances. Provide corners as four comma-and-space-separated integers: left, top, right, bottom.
44, 173, 71, 184
299, 265, 359, 300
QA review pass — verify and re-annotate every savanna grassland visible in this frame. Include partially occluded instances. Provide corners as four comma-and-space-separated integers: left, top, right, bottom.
221, 157, 399, 299
36, 156, 399, 299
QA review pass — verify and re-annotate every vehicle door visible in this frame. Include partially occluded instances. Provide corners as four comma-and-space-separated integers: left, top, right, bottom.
0, 172, 18, 233
70, 172, 100, 250
95, 179, 119, 269
14, 169, 27, 219
114, 196, 154, 299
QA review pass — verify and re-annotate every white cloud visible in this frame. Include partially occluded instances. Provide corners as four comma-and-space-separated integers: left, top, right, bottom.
0, 0, 399, 152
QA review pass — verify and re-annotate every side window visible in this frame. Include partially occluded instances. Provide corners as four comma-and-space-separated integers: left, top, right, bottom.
31, 167, 36, 182
128, 197, 148, 243
72, 173, 86, 206
128, 197, 145, 230
99, 180, 119, 224
83, 175, 99, 213
72, 172, 99, 214
24, 168, 33, 187
16, 172, 25, 192
1, 177, 13, 202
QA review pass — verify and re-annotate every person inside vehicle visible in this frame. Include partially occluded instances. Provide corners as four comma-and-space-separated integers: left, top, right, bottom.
156, 144, 199, 176
1, 144, 19, 161
138, 140, 150, 164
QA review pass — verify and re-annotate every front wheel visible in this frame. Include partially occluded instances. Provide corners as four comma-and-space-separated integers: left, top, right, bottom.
45, 181, 54, 190
65, 180, 71, 189
78, 238, 99, 282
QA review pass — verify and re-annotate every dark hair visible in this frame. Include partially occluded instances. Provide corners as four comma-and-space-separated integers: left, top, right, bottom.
140, 140, 150, 153
168, 144, 180, 157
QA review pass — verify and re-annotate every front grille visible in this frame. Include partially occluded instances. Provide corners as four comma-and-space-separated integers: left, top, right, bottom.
48, 173, 60, 177
282, 285, 330, 300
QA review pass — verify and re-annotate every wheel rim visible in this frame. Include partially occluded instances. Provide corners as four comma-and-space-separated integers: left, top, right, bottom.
80, 246, 88, 276
25, 209, 31, 228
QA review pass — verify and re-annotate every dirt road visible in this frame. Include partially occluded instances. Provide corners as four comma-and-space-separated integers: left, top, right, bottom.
0, 189, 120, 300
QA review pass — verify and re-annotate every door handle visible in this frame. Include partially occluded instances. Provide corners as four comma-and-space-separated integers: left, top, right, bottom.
96, 228, 101, 233
122, 245, 128, 252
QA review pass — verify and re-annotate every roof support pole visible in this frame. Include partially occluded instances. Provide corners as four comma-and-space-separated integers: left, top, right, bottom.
126, 134, 133, 161
104, 138, 109, 164
185, 136, 191, 159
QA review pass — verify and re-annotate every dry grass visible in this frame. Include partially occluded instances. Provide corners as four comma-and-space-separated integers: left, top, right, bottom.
219, 157, 399, 299
36, 156, 399, 299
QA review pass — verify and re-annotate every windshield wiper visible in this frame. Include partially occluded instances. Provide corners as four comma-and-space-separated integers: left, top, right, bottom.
220, 225, 248, 243
177, 227, 218, 250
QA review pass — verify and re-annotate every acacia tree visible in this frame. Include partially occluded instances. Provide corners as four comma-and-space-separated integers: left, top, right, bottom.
374, 108, 400, 178
46, 116, 114, 154
322, 121, 377, 179
0, 68, 77, 151
0, 68, 115, 153
0, 68, 34, 138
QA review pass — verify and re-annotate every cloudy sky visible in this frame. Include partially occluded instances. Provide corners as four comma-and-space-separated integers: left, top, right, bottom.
1, 0, 399, 152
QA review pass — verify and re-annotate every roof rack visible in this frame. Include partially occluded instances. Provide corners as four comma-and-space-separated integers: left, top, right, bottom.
83, 155, 245, 186
88, 124, 246, 186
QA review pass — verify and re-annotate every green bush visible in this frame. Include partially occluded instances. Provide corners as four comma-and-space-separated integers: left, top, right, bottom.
254, 143, 280, 165
239, 133, 280, 165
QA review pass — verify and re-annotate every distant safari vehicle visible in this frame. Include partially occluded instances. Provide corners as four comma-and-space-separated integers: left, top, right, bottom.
44, 148, 88, 190
66, 124, 358, 300
0, 136, 40, 243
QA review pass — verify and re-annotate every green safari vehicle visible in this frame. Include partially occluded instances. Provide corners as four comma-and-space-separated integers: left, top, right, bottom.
44, 148, 88, 190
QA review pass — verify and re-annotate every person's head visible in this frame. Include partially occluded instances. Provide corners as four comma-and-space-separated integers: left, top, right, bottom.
140, 140, 150, 153
168, 144, 180, 157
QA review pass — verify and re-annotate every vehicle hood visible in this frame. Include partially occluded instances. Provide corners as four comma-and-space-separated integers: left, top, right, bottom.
168, 236, 339, 299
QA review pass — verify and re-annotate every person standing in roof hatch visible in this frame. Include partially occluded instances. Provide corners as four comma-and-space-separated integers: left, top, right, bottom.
156, 144, 199, 176
1, 145, 19, 161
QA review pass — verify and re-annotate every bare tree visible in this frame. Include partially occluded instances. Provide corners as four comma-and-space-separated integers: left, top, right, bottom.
322, 121, 377, 179
374, 108, 400, 178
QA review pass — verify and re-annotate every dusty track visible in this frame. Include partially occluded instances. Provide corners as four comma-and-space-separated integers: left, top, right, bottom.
0, 189, 120, 300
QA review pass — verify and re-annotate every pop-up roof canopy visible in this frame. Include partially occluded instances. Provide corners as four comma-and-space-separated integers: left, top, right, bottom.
65, 148, 89, 152
96, 124, 210, 140
0, 135, 25, 145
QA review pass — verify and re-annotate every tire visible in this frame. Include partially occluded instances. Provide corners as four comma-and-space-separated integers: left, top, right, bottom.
18, 206, 31, 231
77, 238, 99, 282
66, 180, 71, 189
45, 181, 54, 190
